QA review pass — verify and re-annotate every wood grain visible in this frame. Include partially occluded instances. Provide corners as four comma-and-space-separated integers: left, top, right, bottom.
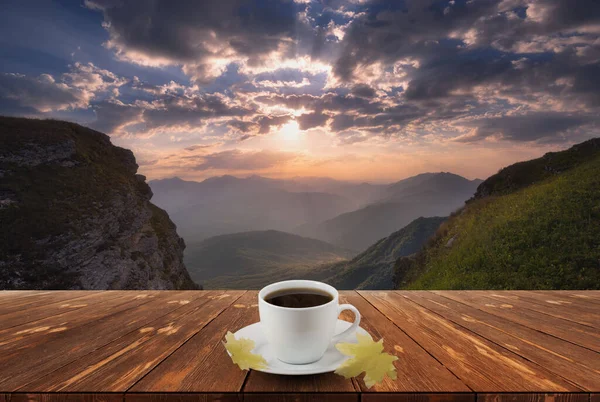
125, 394, 242, 401
361, 394, 474, 402
0, 291, 204, 391
7, 394, 123, 402
0, 291, 164, 353
435, 291, 600, 352
360, 291, 581, 392
402, 291, 600, 391
243, 394, 358, 402
0, 291, 598, 400
19, 291, 245, 392
0, 291, 96, 314
532, 291, 600, 305
0, 291, 132, 331
130, 292, 259, 393
476, 394, 589, 402
338, 292, 470, 393
480, 291, 600, 328
523, 291, 600, 310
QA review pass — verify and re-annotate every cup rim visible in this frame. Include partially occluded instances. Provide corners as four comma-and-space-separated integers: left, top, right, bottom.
258, 279, 338, 311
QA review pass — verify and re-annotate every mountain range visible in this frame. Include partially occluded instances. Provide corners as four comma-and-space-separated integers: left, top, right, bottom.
295, 172, 481, 251
395, 138, 600, 290
150, 172, 481, 251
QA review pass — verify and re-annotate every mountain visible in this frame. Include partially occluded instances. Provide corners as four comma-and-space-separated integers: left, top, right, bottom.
394, 138, 600, 290
149, 176, 358, 243
185, 230, 355, 289
295, 173, 481, 251
0, 117, 197, 290
319, 217, 446, 290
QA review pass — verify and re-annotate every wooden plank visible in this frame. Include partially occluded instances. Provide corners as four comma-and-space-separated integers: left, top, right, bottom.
243, 371, 355, 393
0, 291, 204, 391
244, 394, 358, 402
129, 292, 260, 393
362, 394, 474, 402
480, 291, 599, 328
436, 291, 600, 353
7, 394, 123, 402
339, 292, 469, 393
403, 291, 600, 391
591, 394, 600, 402
476, 394, 589, 402
526, 291, 600, 309
0, 291, 97, 313
0, 290, 38, 298
360, 291, 581, 392
533, 291, 600, 305
0, 291, 127, 330
20, 291, 244, 392
126, 394, 241, 402
0, 291, 164, 352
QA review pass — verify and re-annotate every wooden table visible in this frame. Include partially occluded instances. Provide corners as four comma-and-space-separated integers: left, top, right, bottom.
0, 290, 598, 402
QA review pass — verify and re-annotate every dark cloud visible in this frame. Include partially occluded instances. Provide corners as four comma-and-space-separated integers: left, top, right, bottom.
87, 0, 303, 81
90, 91, 255, 136
184, 143, 222, 152
455, 112, 596, 142
297, 112, 330, 130
0, 73, 85, 113
90, 101, 143, 134
351, 84, 376, 98
255, 115, 292, 134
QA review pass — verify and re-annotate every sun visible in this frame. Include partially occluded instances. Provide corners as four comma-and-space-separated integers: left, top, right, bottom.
279, 121, 301, 141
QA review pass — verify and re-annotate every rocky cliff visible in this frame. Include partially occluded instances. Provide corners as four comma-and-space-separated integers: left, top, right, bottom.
0, 116, 198, 289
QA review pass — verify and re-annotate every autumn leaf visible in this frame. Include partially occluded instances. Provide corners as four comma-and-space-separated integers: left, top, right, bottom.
334, 333, 398, 388
223, 331, 268, 371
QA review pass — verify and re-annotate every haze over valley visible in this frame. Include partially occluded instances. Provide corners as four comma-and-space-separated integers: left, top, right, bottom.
149, 172, 481, 288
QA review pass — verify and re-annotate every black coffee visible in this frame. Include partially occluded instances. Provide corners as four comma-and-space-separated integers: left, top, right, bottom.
264, 288, 333, 308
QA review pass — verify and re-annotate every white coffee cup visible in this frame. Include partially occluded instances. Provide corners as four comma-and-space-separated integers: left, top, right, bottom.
258, 279, 361, 364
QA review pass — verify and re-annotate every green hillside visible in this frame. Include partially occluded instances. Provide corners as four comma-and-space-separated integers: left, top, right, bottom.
321, 217, 446, 289
395, 138, 600, 290
185, 230, 354, 289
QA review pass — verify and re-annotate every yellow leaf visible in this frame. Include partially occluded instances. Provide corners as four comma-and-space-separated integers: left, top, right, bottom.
223, 331, 268, 371
334, 333, 398, 388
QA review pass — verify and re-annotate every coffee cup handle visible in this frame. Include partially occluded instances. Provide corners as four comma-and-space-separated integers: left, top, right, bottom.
332, 304, 361, 343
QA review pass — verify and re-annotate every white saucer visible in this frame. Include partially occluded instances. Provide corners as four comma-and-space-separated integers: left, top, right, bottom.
231, 319, 370, 375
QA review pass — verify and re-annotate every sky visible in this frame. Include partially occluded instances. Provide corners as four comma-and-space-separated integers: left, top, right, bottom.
0, 0, 599, 183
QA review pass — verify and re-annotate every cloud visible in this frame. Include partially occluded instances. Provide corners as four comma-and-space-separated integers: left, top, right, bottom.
454, 112, 596, 142
86, 0, 305, 82
63, 62, 128, 95
90, 101, 143, 134
184, 143, 222, 152
3, 0, 600, 150
0, 62, 128, 115
0, 73, 87, 113
297, 111, 330, 130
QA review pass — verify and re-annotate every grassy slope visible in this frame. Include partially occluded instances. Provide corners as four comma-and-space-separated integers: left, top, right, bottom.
400, 153, 600, 290
184, 230, 354, 289
321, 217, 446, 289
